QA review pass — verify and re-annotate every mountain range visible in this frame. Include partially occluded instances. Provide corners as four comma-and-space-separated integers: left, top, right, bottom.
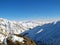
0, 18, 60, 45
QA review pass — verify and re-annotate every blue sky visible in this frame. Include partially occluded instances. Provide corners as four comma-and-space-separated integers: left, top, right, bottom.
0, 0, 60, 20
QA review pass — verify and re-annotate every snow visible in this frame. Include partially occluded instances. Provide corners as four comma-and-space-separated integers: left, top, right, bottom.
36, 29, 43, 34
11, 35, 24, 43
0, 34, 5, 43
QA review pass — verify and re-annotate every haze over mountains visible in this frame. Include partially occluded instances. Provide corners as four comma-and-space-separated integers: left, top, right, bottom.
0, 18, 60, 45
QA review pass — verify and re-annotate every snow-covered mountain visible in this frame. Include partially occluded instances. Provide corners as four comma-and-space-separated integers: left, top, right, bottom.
0, 18, 55, 36
0, 18, 60, 45
0, 18, 41, 43
0, 18, 37, 43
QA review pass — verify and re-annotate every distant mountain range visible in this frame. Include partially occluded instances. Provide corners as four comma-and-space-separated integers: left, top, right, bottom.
0, 18, 60, 45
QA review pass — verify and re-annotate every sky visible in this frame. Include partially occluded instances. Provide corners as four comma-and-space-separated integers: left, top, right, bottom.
0, 0, 60, 20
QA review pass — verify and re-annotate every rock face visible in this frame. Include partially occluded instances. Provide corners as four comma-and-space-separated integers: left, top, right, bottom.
6, 34, 36, 45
